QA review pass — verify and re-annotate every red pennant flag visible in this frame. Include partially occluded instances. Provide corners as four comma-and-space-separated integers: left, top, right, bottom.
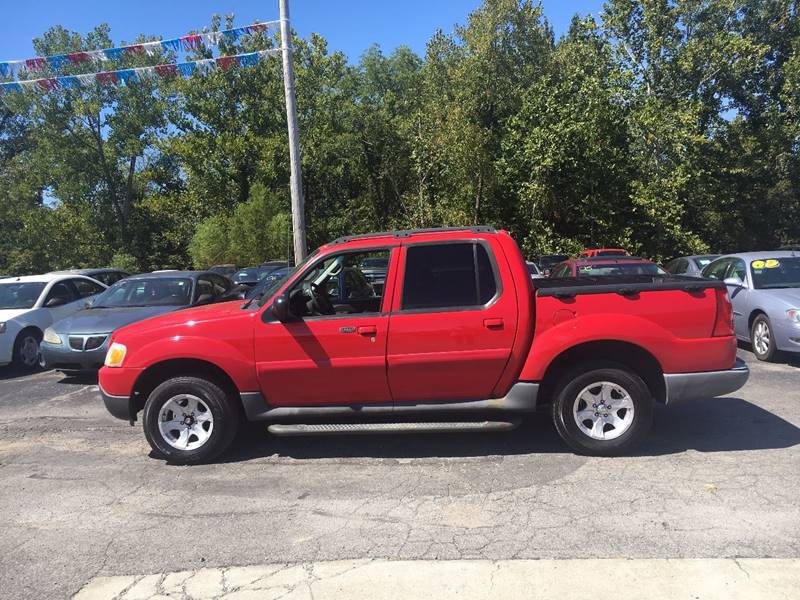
96, 71, 118, 85
216, 56, 239, 71
25, 57, 47, 71
67, 52, 91, 64
126, 45, 145, 55
155, 64, 178, 78
245, 24, 268, 34
181, 34, 203, 50
37, 78, 59, 91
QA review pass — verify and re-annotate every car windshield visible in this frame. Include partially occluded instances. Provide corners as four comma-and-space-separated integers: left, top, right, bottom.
750, 258, 800, 289
594, 250, 627, 256
232, 268, 260, 283
577, 262, 665, 277
92, 278, 193, 307
526, 263, 540, 274
0, 282, 46, 309
540, 255, 569, 268
694, 256, 717, 268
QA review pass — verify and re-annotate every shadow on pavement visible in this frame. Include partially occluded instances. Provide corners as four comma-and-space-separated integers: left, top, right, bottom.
56, 372, 99, 386
210, 396, 800, 464
738, 341, 800, 368
0, 365, 45, 381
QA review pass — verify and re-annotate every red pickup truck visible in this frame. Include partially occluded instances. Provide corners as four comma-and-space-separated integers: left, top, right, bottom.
99, 227, 749, 463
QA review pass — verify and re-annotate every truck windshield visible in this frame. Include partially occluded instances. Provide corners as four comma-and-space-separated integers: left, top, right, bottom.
750, 258, 800, 289
92, 278, 192, 307
0, 282, 46, 309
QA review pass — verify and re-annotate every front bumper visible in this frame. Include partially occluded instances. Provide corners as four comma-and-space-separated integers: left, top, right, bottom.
100, 384, 135, 423
40, 342, 106, 372
663, 358, 750, 403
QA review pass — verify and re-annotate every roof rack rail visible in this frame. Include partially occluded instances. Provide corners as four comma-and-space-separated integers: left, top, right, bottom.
330, 225, 496, 245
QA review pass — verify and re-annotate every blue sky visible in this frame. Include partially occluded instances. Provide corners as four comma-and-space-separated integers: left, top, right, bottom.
0, 0, 604, 63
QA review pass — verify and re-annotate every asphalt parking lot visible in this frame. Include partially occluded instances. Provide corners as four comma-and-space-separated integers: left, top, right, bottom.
0, 349, 798, 599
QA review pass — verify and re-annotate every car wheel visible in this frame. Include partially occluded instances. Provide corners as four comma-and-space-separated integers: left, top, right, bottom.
142, 376, 240, 464
551, 363, 653, 456
750, 314, 778, 362
12, 330, 41, 371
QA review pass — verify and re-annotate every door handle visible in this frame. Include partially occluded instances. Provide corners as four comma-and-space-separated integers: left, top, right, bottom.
357, 325, 377, 336
483, 318, 504, 329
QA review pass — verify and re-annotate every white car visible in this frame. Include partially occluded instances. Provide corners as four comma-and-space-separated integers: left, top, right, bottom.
0, 274, 107, 370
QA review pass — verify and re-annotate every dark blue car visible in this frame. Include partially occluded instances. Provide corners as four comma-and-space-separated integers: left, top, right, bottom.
40, 271, 233, 373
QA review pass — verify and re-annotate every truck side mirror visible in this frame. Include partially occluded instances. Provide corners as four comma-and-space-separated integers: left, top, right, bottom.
271, 293, 294, 322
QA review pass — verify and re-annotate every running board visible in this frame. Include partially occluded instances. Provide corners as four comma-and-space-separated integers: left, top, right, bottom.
267, 419, 521, 437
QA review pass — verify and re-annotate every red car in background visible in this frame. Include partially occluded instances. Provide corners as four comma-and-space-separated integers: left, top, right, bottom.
550, 257, 667, 278
578, 248, 629, 258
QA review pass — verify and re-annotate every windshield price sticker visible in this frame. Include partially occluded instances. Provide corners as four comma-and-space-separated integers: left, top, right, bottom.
765, 259, 781, 268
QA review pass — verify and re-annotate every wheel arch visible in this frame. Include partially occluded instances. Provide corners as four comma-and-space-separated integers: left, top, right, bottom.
748, 309, 768, 331
537, 340, 666, 406
131, 358, 243, 418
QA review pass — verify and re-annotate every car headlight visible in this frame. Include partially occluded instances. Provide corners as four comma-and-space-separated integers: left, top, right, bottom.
0, 322, 6, 334
787, 309, 800, 323
104, 342, 127, 368
43, 327, 61, 345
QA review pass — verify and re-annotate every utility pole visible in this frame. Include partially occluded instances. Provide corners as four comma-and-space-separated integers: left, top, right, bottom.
279, 0, 307, 262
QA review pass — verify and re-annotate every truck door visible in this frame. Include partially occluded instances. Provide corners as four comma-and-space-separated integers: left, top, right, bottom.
386, 239, 517, 403
254, 247, 396, 406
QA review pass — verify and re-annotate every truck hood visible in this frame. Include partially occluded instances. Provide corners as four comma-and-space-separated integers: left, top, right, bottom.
52, 306, 181, 335
0, 308, 32, 322
114, 300, 249, 338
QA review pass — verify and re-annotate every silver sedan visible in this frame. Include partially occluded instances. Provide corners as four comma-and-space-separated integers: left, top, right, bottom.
702, 252, 800, 361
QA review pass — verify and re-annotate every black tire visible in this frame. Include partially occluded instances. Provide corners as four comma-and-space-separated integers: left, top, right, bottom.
551, 363, 653, 457
750, 314, 778, 362
143, 376, 241, 464
12, 329, 41, 372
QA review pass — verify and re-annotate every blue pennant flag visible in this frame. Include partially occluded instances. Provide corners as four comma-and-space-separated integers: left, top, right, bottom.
160, 38, 182, 52
222, 29, 242, 42
176, 62, 196, 77
47, 55, 70, 71
0, 62, 10, 77
0, 81, 22, 93
238, 52, 259, 67
58, 76, 80, 89
103, 47, 126, 61
117, 69, 138, 85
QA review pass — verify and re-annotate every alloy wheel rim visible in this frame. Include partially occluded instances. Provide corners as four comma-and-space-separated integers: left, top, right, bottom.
754, 321, 770, 355
572, 381, 635, 441
158, 394, 214, 451
20, 336, 39, 367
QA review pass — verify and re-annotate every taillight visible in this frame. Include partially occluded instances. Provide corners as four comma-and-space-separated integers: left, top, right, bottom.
712, 288, 734, 337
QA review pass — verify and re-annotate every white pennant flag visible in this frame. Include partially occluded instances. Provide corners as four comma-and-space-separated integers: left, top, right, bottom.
76, 73, 97, 85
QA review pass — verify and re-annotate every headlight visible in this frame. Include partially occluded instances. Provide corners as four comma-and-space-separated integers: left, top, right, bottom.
787, 309, 800, 323
0, 322, 6, 334
104, 342, 127, 367
43, 327, 61, 345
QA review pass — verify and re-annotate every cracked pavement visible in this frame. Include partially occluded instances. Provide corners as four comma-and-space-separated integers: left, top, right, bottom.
0, 349, 798, 599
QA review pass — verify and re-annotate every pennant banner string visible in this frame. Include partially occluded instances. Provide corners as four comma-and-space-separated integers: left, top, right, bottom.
0, 49, 281, 94
0, 21, 279, 80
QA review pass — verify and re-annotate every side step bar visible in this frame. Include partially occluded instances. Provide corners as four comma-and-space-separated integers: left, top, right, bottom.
267, 419, 521, 437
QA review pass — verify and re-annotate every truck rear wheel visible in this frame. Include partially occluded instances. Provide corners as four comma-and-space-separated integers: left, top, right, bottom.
143, 376, 240, 464
551, 364, 653, 456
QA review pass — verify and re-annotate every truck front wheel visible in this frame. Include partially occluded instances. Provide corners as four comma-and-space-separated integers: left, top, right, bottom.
143, 376, 240, 464
551, 364, 653, 456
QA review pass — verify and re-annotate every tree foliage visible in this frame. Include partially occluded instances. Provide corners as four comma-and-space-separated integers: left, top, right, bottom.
0, 0, 798, 275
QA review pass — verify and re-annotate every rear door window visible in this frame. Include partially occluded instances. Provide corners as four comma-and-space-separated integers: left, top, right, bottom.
401, 242, 498, 310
